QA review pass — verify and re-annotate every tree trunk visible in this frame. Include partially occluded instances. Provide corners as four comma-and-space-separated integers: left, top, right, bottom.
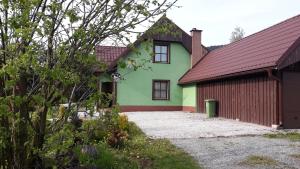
12, 75, 29, 169
16, 103, 29, 169
33, 106, 48, 149
0, 117, 13, 169
30, 105, 48, 169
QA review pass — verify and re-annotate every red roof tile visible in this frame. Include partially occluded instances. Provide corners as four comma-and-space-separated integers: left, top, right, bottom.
180, 14, 300, 84
95, 46, 127, 66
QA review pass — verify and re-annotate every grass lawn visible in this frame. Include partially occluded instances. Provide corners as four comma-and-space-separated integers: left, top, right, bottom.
76, 122, 201, 169
239, 155, 278, 167
264, 132, 300, 141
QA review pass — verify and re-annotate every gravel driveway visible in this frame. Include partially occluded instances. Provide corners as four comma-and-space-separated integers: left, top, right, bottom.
124, 111, 274, 138
124, 111, 300, 169
172, 136, 300, 169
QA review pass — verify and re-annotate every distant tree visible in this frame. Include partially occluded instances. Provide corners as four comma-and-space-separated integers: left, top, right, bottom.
230, 27, 245, 42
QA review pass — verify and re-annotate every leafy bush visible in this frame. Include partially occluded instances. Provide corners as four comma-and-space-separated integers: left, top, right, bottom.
102, 106, 120, 130
81, 106, 130, 148
82, 119, 108, 143
42, 124, 79, 168
44, 124, 76, 156
107, 129, 128, 148
102, 106, 129, 148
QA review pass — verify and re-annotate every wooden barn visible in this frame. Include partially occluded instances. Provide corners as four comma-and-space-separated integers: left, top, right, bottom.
179, 15, 300, 128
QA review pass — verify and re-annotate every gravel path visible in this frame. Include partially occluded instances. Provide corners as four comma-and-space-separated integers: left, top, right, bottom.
171, 136, 300, 169
124, 111, 300, 169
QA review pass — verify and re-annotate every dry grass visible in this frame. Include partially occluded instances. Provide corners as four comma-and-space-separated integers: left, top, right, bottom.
264, 132, 300, 141
290, 154, 300, 159
239, 155, 278, 166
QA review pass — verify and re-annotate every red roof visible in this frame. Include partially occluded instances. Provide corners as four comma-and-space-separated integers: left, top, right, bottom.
180, 14, 300, 84
96, 16, 207, 71
95, 46, 127, 66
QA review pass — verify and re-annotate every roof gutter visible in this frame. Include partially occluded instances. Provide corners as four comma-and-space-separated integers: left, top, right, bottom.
178, 66, 276, 85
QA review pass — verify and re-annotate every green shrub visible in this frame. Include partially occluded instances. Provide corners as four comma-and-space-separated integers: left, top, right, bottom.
102, 109, 120, 130
74, 143, 137, 169
44, 124, 76, 155
82, 119, 108, 143
81, 106, 130, 146
42, 124, 78, 168
103, 107, 130, 148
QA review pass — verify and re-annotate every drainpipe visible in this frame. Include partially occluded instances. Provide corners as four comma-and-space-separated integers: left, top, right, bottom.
111, 72, 121, 105
266, 68, 283, 129
112, 81, 116, 105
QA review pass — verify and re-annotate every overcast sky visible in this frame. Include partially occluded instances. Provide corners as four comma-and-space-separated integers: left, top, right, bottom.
166, 0, 300, 46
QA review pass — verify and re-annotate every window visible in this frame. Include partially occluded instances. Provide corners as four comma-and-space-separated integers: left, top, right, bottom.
153, 42, 169, 63
152, 80, 170, 100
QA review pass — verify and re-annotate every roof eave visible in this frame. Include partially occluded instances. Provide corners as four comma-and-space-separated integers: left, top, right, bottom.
178, 66, 276, 85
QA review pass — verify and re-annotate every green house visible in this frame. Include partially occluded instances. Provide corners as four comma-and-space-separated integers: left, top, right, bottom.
96, 16, 207, 112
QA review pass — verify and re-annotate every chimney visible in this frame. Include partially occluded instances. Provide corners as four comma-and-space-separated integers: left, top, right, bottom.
190, 28, 203, 67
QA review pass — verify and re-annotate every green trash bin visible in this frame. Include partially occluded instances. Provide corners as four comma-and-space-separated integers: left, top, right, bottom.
205, 99, 217, 118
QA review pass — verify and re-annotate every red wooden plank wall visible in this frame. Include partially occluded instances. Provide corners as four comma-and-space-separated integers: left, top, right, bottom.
197, 75, 279, 126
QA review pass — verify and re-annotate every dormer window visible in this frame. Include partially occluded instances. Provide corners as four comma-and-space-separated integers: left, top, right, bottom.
153, 42, 170, 63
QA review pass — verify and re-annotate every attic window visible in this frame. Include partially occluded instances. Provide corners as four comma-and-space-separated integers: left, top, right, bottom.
153, 42, 169, 63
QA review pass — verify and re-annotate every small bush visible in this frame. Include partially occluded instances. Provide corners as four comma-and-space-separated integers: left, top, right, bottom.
58, 105, 65, 120
82, 119, 108, 142
107, 129, 128, 148
81, 106, 129, 147
118, 114, 129, 131
104, 108, 129, 148
101, 109, 119, 131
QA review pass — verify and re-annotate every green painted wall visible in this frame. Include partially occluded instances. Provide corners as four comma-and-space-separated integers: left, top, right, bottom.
117, 42, 191, 106
182, 84, 196, 107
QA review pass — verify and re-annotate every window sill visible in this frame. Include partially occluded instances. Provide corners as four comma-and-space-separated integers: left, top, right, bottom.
152, 99, 170, 101
152, 62, 170, 64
